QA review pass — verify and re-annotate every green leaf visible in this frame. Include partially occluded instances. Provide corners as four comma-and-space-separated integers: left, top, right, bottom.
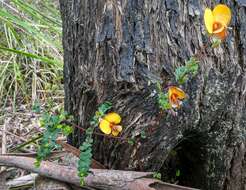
156, 82, 162, 92
56, 124, 63, 129
98, 102, 112, 115
176, 169, 181, 177
128, 138, 135, 146
34, 160, 41, 168
140, 131, 147, 139
59, 112, 66, 121
32, 100, 41, 113
62, 126, 73, 135
0, 46, 61, 65
211, 37, 222, 48
153, 172, 162, 180
175, 66, 188, 84
186, 57, 199, 75
175, 57, 199, 85
158, 92, 171, 110
86, 127, 94, 135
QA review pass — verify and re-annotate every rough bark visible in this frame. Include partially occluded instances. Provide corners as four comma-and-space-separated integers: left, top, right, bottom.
60, 0, 246, 189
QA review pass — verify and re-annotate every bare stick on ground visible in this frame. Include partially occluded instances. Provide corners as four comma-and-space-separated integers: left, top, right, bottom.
0, 155, 199, 190
1, 118, 9, 172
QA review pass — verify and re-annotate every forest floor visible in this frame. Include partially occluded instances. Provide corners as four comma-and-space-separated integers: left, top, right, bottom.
0, 102, 66, 189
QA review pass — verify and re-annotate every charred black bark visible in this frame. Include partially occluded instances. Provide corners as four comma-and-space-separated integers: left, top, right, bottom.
60, 0, 246, 189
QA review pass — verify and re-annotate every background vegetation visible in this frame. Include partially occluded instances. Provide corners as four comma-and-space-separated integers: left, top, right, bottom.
0, 0, 63, 113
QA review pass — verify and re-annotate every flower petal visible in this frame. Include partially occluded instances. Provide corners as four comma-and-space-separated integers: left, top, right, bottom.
212, 22, 225, 34
112, 130, 120, 136
115, 125, 122, 132
99, 119, 111, 135
169, 94, 181, 108
204, 8, 214, 34
111, 125, 122, 136
104, 112, 121, 124
214, 28, 227, 40
168, 86, 186, 100
213, 4, 231, 26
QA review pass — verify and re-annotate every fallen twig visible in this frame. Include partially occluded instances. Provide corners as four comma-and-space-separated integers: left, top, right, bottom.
6, 173, 38, 188
0, 155, 199, 190
9, 134, 43, 152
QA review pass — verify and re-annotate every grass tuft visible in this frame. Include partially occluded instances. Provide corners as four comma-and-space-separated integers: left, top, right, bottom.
0, 0, 63, 112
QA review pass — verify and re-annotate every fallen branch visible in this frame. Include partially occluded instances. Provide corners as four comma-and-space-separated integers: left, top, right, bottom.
6, 173, 38, 188
0, 155, 199, 190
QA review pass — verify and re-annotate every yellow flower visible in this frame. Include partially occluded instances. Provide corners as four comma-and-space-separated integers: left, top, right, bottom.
204, 4, 231, 40
99, 112, 122, 136
168, 86, 186, 108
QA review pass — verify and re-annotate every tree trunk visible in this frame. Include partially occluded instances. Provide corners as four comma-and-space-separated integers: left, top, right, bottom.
59, 0, 246, 189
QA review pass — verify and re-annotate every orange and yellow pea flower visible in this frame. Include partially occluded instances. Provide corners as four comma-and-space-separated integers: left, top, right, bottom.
168, 86, 186, 108
204, 4, 231, 40
99, 112, 122, 136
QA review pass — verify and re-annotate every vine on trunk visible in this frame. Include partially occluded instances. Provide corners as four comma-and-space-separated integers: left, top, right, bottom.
157, 4, 231, 112
78, 102, 112, 185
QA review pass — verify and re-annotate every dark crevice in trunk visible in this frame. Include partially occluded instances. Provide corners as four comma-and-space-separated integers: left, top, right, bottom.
160, 130, 208, 189
234, 2, 244, 72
